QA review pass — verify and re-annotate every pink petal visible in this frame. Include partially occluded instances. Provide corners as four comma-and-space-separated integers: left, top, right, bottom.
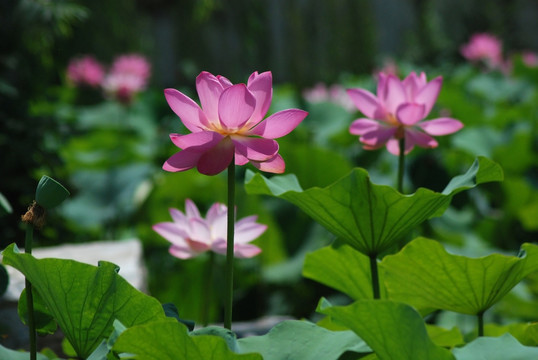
206, 202, 226, 224
406, 129, 438, 149
402, 72, 420, 99
196, 72, 225, 123
235, 152, 249, 165
235, 217, 267, 244
164, 88, 209, 132
196, 137, 235, 175
396, 103, 425, 126
376, 72, 388, 99
188, 217, 212, 245
185, 199, 201, 219
211, 239, 262, 258
153, 222, 188, 245
347, 88, 386, 119
163, 149, 202, 172
417, 117, 463, 135
169, 208, 188, 226
414, 76, 442, 117
248, 109, 307, 139
233, 244, 262, 258
217, 75, 233, 88
169, 131, 224, 151
386, 138, 416, 155
360, 127, 397, 147
383, 76, 407, 114
349, 118, 382, 136
218, 84, 256, 130
250, 154, 285, 174
232, 136, 279, 161
246, 71, 273, 126
169, 245, 200, 259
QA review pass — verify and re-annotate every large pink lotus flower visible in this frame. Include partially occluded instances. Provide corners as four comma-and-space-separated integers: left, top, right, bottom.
102, 54, 151, 103
152, 199, 266, 259
347, 72, 463, 155
163, 71, 308, 175
67, 56, 105, 87
460, 33, 503, 69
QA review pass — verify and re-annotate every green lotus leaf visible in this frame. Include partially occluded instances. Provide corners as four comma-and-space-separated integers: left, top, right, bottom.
1, 244, 166, 359
0, 192, 12, 216
303, 242, 386, 300
0, 344, 49, 360
35, 175, 70, 209
237, 320, 371, 360
382, 237, 538, 315
245, 157, 502, 256
113, 319, 261, 360
452, 333, 538, 360
318, 298, 454, 360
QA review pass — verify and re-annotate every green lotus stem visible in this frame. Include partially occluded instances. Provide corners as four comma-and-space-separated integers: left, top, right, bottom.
369, 254, 380, 300
397, 137, 405, 193
224, 158, 236, 330
200, 251, 215, 327
477, 311, 484, 337
25, 224, 37, 360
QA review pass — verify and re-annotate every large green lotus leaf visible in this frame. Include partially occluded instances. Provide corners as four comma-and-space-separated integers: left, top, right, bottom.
237, 320, 371, 359
452, 333, 538, 360
1, 244, 166, 359
303, 242, 386, 300
318, 299, 454, 360
484, 323, 538, 346
245, 157, 503, 255
426, 325, 465, 348
0, 345, 49, 360
113, 319, 261, 360
382, 238, 538, 315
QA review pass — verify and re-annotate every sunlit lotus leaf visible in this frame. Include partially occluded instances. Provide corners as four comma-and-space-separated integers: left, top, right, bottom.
303, 242, 386, 300
382, 237, 538, 315
113, 319, 261, 360
2, 244, 166, 359
245, 157, 503, 255
318, 299, 454, 360
452, 333, 538, 360
237, 320, 371, 360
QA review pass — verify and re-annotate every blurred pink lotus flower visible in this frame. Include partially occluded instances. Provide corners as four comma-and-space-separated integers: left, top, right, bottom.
163, 71, 307, 175
67, 56, 105, 87
460, 33, 503, 69
102, 54, 151, 103
347, 72, 463, 155
522, 51, 538, 67
303, 83, 355, 112
153, 199, 266, 259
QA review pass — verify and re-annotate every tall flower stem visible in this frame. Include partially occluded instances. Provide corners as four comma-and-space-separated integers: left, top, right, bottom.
397, 137, 406, 193
25, 224, 37, 360
369, 254, 380, 300
200, 251, 215, 327
477, 311, 484, 337
224, 157, 236, 330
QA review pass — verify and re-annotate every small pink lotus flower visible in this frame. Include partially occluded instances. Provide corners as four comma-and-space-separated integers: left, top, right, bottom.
163, 71, 307, 175
67, 56, 105, 87
522, 51, 538, 67
347, 72, 463, 155
460, 33, 503, 69
102, 54, 151, 103
152, 199, 266, 259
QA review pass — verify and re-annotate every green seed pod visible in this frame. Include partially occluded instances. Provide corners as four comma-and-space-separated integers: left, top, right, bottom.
35, 176, 70, 209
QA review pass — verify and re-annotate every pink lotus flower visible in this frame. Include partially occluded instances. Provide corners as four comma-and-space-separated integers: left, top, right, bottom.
522, 51, 538, 67
163, 71, 307, 175
67, 56, 105, 87
347, 72, 463, 155
102, 54, 151, 103
152, 199, 266, 259
460, 33, 503, 69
